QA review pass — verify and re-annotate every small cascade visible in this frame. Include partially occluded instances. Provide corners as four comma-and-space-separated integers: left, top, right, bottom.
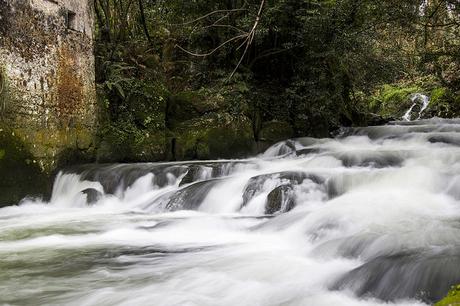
402, 93, 430, 121
4, 118, 460, 306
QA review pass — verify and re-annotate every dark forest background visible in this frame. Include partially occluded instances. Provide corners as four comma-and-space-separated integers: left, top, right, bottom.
93, 0, 460, 162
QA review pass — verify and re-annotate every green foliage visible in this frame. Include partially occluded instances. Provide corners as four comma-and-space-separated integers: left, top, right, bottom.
369, 85, 422, 117
95, 43, 169, 161
172, 112, 254, 160
431, 87, 448, 105
93, 0, 460, 162
436, 284, 460, 306
427, 87, 460, 118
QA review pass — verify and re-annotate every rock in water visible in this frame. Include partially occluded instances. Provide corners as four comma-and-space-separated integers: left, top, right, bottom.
81, 188, 103, 205
179, 165, 203, 186
265, 184, 296, 214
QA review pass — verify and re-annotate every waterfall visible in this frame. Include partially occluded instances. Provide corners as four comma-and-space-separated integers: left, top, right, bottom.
2, 118, 460, 306
402, 93, 430, 121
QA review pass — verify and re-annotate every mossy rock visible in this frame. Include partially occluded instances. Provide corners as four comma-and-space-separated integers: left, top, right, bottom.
436, 284, 460, 306
369, 85, 422, 117
425, 87, 460, 118
258, 121, 294, 143
0, 127, 50, 206
172, 112, 255, 160
167, 91, 220, 128
97, 122, 167, 162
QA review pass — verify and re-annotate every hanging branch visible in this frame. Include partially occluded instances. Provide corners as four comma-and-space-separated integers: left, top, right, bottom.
173, 9, 248, 26
175, 0, 266, 79
175, 34, 248, 57
229, 0, 265, 79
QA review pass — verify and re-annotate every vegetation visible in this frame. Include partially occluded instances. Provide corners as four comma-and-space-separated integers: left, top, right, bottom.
93, 0, 460, 161
436, 284, 460, 306
0, 125, 50, 204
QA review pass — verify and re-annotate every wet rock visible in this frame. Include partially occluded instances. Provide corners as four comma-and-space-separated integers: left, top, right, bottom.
68, 163, 188, 194
295, 148, 322, 156
81, 188, 103, 205
179, 165, 202, 186
167, 91, 220, 128
165, 179, 222, 211
179, 166, 201, 186
265, 185, 296, 214
0, 127, 51, 206
242, 171, 323, 207
331, 249, 460, 304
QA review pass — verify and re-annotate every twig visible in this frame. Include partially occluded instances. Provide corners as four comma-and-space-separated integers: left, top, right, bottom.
175, 34, 248, 57
229, 0, 266, 79
173, 9, 247, 26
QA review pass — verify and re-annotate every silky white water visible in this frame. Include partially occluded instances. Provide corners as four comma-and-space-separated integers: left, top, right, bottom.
1, 118, 460, 306
402, 93, 430, 121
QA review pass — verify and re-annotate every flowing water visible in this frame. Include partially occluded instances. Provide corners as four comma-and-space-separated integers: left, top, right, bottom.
402, 94, 430, 121
2, 118, 460, 306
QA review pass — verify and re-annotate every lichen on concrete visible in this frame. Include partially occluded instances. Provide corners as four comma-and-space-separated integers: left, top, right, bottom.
0, 0, 97, 173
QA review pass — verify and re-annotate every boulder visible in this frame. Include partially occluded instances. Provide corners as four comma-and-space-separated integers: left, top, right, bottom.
164, 179, 222, 211
179, 165, 203, 186
241, 171, 323, 207
265, 184, 296, 214
81, 188, 103, 205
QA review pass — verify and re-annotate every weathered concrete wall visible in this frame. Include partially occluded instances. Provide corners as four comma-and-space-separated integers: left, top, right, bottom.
0, 0, 97, 172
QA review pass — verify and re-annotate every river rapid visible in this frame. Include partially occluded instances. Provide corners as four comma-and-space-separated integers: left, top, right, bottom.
1, 118, 460, 306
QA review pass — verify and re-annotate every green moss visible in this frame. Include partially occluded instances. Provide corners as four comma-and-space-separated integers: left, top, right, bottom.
0, 126, 50, 206
172, 113, 255, 160
258, 121, 294, 143
167, 90, 220, 128
97, 121, 167, 162
425, 87, 460, 118
370, 85, 422, 117
436, 284, 460, 306
430, 87, 448, 106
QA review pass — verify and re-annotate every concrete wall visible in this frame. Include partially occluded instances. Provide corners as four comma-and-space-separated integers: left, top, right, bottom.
0, 0, 97, 171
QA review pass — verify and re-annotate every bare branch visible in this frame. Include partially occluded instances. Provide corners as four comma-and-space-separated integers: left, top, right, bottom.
229, 0, 266, 79
175, 34, 248, 57
202, 24, 247, 34
173, 9, 247, 26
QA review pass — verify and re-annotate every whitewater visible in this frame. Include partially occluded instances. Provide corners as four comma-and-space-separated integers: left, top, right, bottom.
1, 118, 460, 306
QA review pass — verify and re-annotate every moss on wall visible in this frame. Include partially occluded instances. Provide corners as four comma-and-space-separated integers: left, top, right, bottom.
0, 125, 51, 206
0, 65, 7, 114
